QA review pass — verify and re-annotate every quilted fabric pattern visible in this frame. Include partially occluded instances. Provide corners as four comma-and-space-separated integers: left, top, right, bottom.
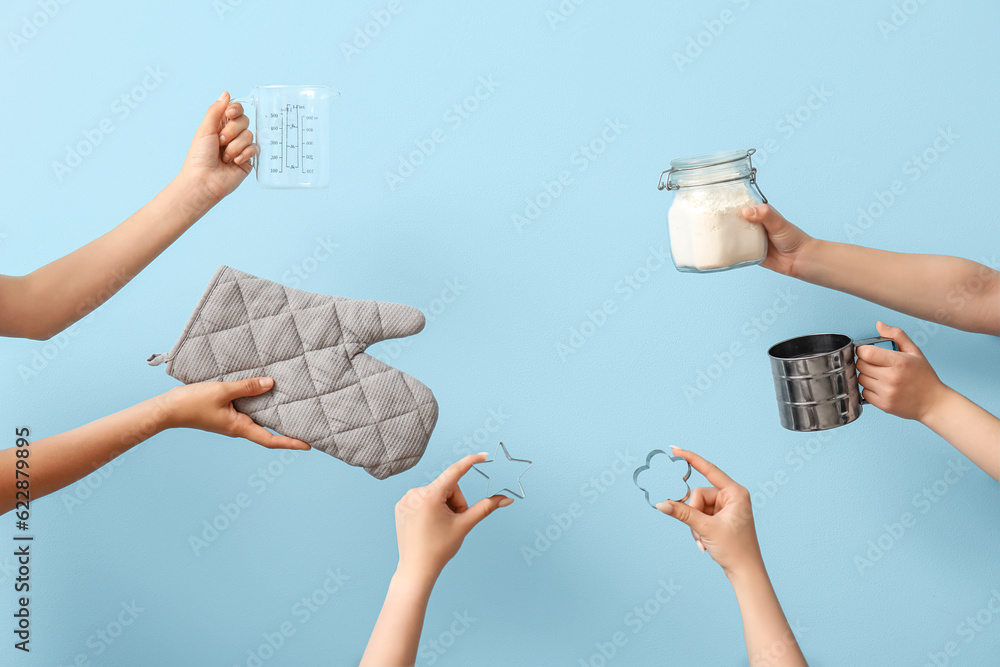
151, 266, 438, 479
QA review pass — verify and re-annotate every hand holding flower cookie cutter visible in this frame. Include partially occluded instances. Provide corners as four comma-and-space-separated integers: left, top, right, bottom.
633, 449, 692, 507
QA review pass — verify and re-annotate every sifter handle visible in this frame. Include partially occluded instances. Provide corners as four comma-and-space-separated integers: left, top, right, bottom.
853, 336, 898, 404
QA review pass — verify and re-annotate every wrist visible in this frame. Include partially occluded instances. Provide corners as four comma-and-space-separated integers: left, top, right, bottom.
115, 395, 173, 450
168, 172, 222, 219
390, 566, 438, 599
153, 388, 187, 432
918, 383, 957, 427
723, 552, 768, 589
789, 236, 821, 280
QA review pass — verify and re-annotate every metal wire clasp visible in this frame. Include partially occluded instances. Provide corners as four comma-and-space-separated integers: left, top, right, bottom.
656, 148, 768, 204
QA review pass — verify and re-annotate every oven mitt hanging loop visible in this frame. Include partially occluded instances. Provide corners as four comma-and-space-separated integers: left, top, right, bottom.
148, 266, 438, 479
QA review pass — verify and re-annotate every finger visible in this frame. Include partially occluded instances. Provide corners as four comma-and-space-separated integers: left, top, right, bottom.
655, 499, 710, 534
232, 418, 310, 450
740, 204, 788, 233
740, 203, 767, 222
223, 377, 276, 400
857, 372, 879, 390
855, 359, 881, 380
457, 494, 512, 531
688, 488, 708, 546
669, 446, 737, 491
446, 484, 469, 514
861, 386, 880, 405
223, 129, 254, 163
220, 114, 250, 146
856, 343, 896, 367
225, 102, 244, 119
689, 487, 718, 516
234, 143, 257, 168
687, 489, 711, 550
196, 92, 230, 139
876, 321, 923, 357
431, 453, 489, 495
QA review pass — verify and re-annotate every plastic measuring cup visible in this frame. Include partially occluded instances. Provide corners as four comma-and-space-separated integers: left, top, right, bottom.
233, 85, 338, 189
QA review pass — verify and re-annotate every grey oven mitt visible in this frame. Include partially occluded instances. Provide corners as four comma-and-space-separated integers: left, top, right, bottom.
147, 266, 438, 479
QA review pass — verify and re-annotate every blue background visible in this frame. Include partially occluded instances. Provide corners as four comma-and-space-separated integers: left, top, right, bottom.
3, 1, 999, 665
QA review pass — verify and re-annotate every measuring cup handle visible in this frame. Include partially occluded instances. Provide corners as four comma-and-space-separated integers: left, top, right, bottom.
853, 336, 898, 404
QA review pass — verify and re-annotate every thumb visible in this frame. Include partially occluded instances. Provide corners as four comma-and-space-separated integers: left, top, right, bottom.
656, 500, 710, 535
195, 91, 230, 139
741, 204, 792, 236
224, 377, 276, 400
741, 203, 812, 250
876, 321, 922, 357
373, 301, 426, 343
338, 298, 426, 347
458, 494, 512, 532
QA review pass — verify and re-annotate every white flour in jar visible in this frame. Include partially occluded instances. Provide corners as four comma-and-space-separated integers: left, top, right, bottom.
667, 183, 767, 271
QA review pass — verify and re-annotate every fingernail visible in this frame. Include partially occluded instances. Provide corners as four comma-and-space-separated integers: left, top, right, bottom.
478, 452, 489, 457
218, 92, 227, 102
234, 156, 243, 164
741, 206, 756, 218
259, 378, 273, 388
219, 135, 226, 143
222, 154, 231, 163
670, 445, 682, 454
656, 501, 673, 514
697, 541, 706, 553
499, 497, 514, 507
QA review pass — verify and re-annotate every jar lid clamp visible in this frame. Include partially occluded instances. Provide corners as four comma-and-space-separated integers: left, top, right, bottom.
657, 149, 768, 204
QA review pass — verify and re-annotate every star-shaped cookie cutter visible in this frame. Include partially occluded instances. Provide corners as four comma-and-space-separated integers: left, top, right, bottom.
473, 442, 532, 499
633, 449, 692, 507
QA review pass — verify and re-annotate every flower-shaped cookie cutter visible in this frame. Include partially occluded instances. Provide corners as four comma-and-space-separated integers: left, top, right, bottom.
633, 449, 692, 507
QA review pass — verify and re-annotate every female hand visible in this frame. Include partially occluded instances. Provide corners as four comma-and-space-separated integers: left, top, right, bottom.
178, 92, 258, 202
856, 321, 949, 421
657, 447, 764, 578
162, 377, 310, 450
394, 453, 512, 583
741, 204, 815, 277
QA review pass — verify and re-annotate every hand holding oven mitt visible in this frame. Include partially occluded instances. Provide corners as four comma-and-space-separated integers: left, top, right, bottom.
149, 266, 438, 479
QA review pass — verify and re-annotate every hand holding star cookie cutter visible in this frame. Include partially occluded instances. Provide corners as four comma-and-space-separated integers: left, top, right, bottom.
633, 449, 692, 507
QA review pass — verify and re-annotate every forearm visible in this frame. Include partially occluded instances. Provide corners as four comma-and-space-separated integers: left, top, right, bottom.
360, 570, 436, 667
5, 176, 219, 340
728, 560, 806, 667
920, 386, 1000, 481
795, 240, 999, 336
0, 394, 170, 514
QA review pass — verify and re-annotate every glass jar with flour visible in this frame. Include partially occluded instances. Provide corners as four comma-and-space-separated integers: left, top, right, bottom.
657, 149, 768, 273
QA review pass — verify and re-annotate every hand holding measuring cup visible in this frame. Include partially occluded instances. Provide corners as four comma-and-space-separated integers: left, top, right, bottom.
178, 92, 258, 202
232, 85, 339, 188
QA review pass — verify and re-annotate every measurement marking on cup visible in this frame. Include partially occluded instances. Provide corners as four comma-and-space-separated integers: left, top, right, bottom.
268, 104, 316, 176
285, 104, 299, 171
